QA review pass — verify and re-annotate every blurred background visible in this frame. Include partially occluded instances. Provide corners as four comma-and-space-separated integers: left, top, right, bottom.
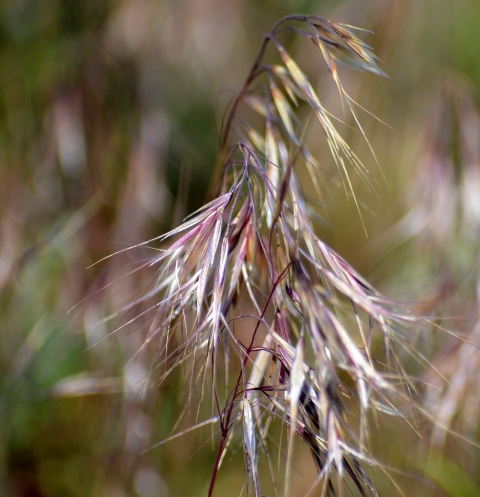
1, 0, 480, 495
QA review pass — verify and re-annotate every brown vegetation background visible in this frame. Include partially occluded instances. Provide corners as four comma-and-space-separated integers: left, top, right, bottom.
1, 0, 480, 496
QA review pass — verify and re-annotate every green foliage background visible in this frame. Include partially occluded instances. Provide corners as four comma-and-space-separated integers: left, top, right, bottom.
1, 1, 480, 495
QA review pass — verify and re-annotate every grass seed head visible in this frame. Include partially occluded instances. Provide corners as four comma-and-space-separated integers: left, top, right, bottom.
105, 13, 445, 497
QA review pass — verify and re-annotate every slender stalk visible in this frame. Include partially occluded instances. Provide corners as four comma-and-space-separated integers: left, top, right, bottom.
207, 263, 292, 496
208, 15, 307, 200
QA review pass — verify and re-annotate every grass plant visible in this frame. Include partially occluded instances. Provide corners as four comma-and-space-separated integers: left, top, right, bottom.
97, 14, 455, 496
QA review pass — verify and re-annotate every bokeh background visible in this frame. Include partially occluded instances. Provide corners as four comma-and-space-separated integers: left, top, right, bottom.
1, 0, 480, 495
